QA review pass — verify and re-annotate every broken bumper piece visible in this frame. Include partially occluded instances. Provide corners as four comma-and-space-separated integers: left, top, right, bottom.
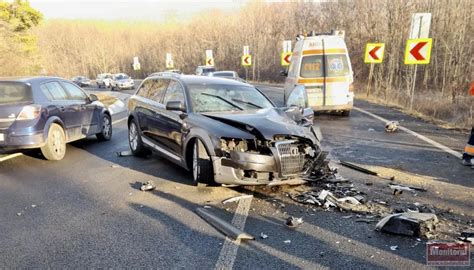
213, 150, 312, 185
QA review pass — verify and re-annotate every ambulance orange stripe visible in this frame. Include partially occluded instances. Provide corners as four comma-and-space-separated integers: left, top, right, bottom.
297, 77, 350, 84
465, 145, 474, 155
302, 48, 346, 55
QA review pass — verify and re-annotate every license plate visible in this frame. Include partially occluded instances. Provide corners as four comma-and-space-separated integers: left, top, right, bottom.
0, 133, 4, 142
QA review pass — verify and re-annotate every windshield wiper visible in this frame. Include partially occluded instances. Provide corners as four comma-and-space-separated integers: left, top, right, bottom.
231, 98, 263, 109
200, 93, 243, 110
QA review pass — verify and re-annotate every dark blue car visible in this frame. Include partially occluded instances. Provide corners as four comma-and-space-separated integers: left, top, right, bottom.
0, 76, 112, 160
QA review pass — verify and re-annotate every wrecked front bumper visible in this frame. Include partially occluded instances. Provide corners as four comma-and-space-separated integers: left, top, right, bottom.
212, 149, 313, 185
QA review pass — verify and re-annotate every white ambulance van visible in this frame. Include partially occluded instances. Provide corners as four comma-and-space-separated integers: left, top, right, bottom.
283, 31, 354, 116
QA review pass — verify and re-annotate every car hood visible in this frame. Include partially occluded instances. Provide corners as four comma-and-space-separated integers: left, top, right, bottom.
201, 108, 316, 142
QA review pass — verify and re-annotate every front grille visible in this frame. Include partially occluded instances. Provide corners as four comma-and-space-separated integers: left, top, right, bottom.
275, 140, 305, 177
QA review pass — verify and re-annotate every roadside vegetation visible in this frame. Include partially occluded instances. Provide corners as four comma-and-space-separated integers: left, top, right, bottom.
0, 0, 472, 128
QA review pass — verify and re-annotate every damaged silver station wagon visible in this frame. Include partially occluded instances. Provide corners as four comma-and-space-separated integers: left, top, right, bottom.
127, 73, 323, 186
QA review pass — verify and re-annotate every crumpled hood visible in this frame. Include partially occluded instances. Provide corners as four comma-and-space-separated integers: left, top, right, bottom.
202, 108, 316, 142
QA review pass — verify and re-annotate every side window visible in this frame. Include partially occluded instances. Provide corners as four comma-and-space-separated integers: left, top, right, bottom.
163, 80, 184, 104
61, 82, 87, 101
137, 79, 169, 103
40, 82, 68, 101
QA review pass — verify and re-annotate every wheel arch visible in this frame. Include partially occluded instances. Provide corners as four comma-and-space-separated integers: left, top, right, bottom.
183, 132, 216, 171
43, 116, 66, 141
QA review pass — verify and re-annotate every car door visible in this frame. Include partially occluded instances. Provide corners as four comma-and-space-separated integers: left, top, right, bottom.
39, 81, 75, 137
134, 78, 169, 145
61, 81, 98, 135
157, 79, 186, 157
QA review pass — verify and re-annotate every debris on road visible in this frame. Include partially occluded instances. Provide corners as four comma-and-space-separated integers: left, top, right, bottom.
16, 212, 22, 216
222, 194, 253, 204
368, 128, 375, 132
260, 233, 268, 239
459, 232, 473, 243
376, 212, 439, 239
390, 245, 399, 251
195, 207, 254, 240
285, 216, 304, 228
31, 204, 36, 208
339, 160, 395, 181
385, 121, 400, 133
283, 240, 291, 244
140, 181, 156, 191
116, 150, 133, 157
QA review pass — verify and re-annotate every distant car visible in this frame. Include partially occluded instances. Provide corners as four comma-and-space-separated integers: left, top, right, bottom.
208, 71, 247, 83
208, 71, 238, 78
127, 73, 319, 186
96, 73, 113, 88
0, 77, 112, 160
195, 66, 216, 76
71, 76, 91, 87
111, 73, 134, 90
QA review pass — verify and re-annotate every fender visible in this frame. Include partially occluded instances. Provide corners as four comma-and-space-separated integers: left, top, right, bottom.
43, 116, 66, 141
182, 127, 218, 170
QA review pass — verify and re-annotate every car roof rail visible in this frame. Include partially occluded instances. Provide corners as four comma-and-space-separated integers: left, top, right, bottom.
149, 72, 181, 78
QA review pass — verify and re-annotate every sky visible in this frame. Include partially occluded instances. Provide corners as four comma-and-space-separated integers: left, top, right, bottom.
28, 0, 248, 21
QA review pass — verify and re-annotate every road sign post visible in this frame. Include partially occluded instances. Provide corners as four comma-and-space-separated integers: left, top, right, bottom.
166, 53, 174, 69
364, 43, 385, 97
281, 40, 292, 66
407, 13, 432, 110
205, 50, 214, 67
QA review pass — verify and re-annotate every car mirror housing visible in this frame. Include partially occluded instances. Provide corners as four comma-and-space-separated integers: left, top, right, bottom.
286, 85, 308, 108
166, 101, 186, 112
89, 94, 99, 102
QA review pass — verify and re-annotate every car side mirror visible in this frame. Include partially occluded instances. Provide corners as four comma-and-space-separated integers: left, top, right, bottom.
89, 94, 99, 102
166, 101, 186, 112
280, 70, 288, 77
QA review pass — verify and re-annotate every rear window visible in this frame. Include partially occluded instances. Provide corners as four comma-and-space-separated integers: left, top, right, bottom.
0, 82, 32, 105
300, 54, 350, 78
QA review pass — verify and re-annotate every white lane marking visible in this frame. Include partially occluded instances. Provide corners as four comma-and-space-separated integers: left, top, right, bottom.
353, 107, 462, 159
0, 153, 23, 162
214, 192, 253, 270
112, 117, 127, 125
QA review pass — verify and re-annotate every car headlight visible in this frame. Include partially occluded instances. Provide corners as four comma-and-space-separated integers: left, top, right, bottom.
220, 138, 248, 153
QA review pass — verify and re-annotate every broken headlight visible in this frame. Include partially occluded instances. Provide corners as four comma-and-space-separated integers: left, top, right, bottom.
220, 138, 248, 153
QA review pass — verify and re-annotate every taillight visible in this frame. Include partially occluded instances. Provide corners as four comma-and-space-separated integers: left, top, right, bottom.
16, 105, 42, 120
348, 83, 354, 92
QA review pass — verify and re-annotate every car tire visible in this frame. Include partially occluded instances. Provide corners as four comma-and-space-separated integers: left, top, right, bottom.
128, 119, 150, 157
40, 123, 66, 161
192, 139, 214, 186
96, 114, 112, 141
341, 110, 351, 117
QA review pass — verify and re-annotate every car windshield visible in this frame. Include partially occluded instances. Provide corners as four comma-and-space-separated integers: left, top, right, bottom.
116, 74, 129, 80
189, 84, 273, 113
213, 72, 234, 77
0, 82, 33, 105
300, 54, 350, 78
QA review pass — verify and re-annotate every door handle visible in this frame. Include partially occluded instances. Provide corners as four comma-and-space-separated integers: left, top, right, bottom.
80, 106, 86, 111
59, 106, 66, 112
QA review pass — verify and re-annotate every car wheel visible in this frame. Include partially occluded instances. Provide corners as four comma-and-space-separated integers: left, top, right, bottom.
40, 123, 66, 161
341, 110, 351, 117
96, 114, 112, 141
192, 139, 214, 185
128, 119, 150, 157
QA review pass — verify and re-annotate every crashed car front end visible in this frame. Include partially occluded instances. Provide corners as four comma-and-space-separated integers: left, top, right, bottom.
212, 134, 322, 185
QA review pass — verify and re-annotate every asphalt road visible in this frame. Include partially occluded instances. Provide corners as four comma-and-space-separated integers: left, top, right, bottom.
1, 82, 472, 268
